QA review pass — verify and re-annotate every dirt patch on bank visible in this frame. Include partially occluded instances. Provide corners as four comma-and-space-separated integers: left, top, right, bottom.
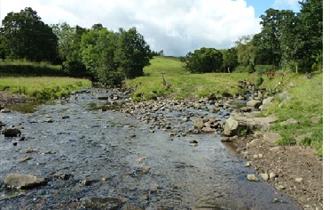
0, 91, 27, 107
227, 130, 322, 210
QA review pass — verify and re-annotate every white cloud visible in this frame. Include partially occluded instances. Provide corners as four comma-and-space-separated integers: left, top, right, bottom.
272, 0, 300, 10
0, 0, 261, 55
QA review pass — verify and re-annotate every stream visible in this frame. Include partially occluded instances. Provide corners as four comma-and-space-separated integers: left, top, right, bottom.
0, 89, 301, 209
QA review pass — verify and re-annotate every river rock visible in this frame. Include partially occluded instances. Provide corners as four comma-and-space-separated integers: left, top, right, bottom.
18, 156, 32, 163
97, 95, 109, 100
2, 128, 21, 137
1, 108, 11, 113
223, 117, 238, 136
246, 100, 262, 109
260, 97, 274, 110
193, 118, 204, 130
240, 107, 252, 112
4, 173, 46, 189
79, 197, 125, 209
280, 118, 298, 126
260, 173, 269, 181
295, 177, 303, 183
245, 161, 251, 167
247, 174, 259, 182
0, 121, 5, 129
202, 126, 216, 133
269, 172, 277, 179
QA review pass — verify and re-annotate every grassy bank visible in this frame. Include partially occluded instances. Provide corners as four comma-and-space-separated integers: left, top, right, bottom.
262, 73, 323, 156
126, 56, 323, 155
0, 77, 91, 101
126, 56, 257, 100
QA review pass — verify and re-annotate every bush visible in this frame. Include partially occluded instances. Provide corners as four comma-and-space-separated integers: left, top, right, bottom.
184, 48, 223, 73
62, 60, 88, 77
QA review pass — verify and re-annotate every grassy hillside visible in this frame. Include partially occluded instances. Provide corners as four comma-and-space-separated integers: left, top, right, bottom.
126, 56, 258, 100
0, 77, 91, 100
126, 56, 323, 155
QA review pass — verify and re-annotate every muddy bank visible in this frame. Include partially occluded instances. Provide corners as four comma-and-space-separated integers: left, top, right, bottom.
0, 88, 302, 209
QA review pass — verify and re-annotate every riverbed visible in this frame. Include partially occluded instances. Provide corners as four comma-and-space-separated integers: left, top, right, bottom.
0, 89, 301, 209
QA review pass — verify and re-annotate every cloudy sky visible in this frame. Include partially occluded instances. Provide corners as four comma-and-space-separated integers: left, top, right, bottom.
0, 0, 300, 56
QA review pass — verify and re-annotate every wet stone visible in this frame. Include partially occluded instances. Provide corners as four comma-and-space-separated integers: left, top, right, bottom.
247, 174, 259, 182
79, 197, 125, 209
2, 128, 21, 137
18, 156, 32, 163
4, 173, 47, 189
54, 172, 73, 180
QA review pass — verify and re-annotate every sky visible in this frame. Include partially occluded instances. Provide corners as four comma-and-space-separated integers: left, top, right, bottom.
0, 0, 300, 56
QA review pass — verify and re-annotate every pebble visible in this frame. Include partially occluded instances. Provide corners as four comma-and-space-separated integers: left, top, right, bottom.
260, 173, 269, 181
247, 174, 259, 182
245, 161, 251, 167
269, 172, 276, 179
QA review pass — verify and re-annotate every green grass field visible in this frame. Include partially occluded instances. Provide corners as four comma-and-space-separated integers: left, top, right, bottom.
0, 77, 91, 100
126, 56, 323, 155
126, 56, 258, 100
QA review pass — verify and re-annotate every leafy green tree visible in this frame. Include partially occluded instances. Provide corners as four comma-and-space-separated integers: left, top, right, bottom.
115, 27, 152, 78
222, 48, 238, 72
235, 36, 256, 72
258, 9, 284, 67
0, 7, 58, 62
80, 27, 120, 85
297, 0, 323, 71
52, 23, 87, 75
185, 47, 223, 73
0, 34, 8, 59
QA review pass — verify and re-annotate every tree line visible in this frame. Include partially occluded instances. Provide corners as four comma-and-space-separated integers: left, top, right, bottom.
0, 7, 151, 86
184, 0, 322, 74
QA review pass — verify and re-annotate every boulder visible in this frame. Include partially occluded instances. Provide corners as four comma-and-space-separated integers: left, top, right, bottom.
193, 118, 204, 130
2, 128, 21, 137
223, 117, 239, 136
246, 100, 262, 109
4, 173, 47, 189
260, 97, 274, 111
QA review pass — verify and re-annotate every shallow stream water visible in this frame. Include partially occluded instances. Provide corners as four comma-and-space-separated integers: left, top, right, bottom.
0, 89, 300, 209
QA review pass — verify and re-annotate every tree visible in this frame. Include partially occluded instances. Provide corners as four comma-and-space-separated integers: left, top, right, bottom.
185, 48, 223, 73
297, 0, 323, 71
222, 48, 238, 72
80, 27, 121, 85
258, 9, 283, 67
52, 23, 87, 75
115, 27, 152, 78
0, 7, 58, 62
235, 36, 256, 72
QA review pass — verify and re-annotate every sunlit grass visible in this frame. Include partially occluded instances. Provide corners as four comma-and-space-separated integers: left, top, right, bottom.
0, 76, 91, 100
126, 56, 258, 100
